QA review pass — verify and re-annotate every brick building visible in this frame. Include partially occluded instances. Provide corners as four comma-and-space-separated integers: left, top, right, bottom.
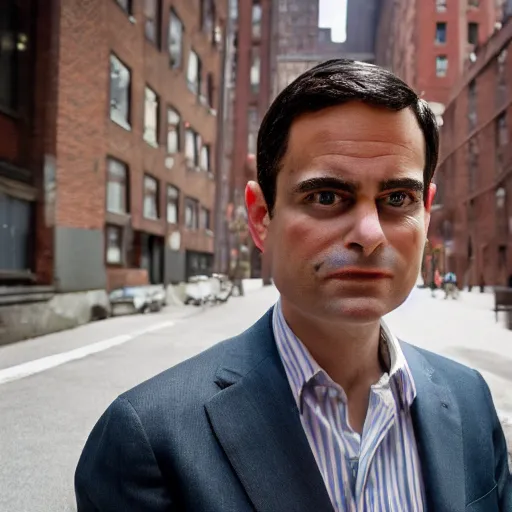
213, 0, 276, 279
0, 0, 226, 340
275, 0, 379, 95
376, 0, 503, 123
432, 15, 512, 287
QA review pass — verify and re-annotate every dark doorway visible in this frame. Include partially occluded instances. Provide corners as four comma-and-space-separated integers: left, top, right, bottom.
140, 233, 164, 284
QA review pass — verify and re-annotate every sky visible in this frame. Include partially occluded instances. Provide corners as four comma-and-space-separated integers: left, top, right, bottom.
318, 0, 348, 43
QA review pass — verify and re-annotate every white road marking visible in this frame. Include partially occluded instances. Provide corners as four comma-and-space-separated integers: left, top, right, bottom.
0, 321, 175, 386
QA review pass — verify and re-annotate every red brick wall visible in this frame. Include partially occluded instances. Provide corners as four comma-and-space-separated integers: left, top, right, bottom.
434, 20, 512, 286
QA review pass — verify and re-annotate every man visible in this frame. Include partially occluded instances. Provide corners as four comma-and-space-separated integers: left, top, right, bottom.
75, 60, 511, 511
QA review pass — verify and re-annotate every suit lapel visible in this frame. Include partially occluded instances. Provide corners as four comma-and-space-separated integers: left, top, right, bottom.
205, 310, 333, 512
401, 342, 466, 512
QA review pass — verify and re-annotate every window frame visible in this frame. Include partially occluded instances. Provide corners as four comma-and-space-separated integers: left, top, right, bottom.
143, 174, 160, 220
184, 197, 199, 230
115, 0, 132, 14
144, 0, 162, 46
167, 106, 181, 154
105, 224, 124, 265
167, 185, 180, 225
251, 2, 262, 39
143, 85, 160, 147
185, 126, 200, 168
106, 157, 129, 215
200, 206, 211, 230
169, 8, 184, 68
109, 53, 132, 129
200, 144, 210, 172
435, 22, 447, 45
0, 1, 20, 113
468, 22, 479, 45
187, 49, 202, 95
436, 55, 448, 77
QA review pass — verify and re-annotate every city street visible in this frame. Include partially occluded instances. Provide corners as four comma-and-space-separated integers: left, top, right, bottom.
0, 283, 511, 512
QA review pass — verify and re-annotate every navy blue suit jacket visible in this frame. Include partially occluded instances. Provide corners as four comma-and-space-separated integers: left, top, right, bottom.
75, 308, 512, 511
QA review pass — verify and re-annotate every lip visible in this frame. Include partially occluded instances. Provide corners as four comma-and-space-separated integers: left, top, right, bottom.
326, 268, 393, 280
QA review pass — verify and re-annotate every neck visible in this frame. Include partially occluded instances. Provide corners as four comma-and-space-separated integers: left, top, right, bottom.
280, 300, 384, 394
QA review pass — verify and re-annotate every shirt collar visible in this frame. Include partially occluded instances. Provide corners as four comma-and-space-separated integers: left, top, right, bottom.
272, 300, 417, 411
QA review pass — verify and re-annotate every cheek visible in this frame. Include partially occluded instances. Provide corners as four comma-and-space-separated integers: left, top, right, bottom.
272, 212, 327, 257
386, 216, 426, 261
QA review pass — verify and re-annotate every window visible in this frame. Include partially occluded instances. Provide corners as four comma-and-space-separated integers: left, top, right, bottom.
468, 138, 479, 192
250, 47, 261, 93
107, 158, 129, 214
187, 50, 202, 95
143, 86, 159, 146
144, 0, 161, 45
106, 225, 123, 264
200, 144, 210, 172
468, 23, 478, 45
143, 175, 159, 219
167, 107, 181, 153
185, 198, 199, 229
468, 0, 479, 6
468, 80, 477, 130
497, 49, 508, 104
167, 185, 179, 224
436, 55, 448, 77
201, 0, 214, 37
435, 23, 447, 44
248, 107, 258, 155
185, 127, 200, 166
116, 0, 132, 13
207, 73, 215, 108
436, 0, 447, 12
200, 207, 210, 230
169, 9, 184, 68
497, 113, 508, 147
252, 2, 262, 39
0, 2, 19, 112
110, 54, 131, 128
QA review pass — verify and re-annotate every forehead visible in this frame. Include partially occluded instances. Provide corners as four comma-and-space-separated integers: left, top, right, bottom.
281, 102, 425, 181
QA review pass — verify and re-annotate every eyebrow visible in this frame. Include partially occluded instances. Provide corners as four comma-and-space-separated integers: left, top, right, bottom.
292, 177, 359, 195
292, 176, 424, 196
379, 178, 424, 195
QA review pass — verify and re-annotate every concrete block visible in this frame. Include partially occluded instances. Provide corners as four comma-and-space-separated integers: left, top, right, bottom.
0, 289, 110, 346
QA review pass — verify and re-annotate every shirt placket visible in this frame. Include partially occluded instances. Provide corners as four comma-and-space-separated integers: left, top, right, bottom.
355, 384, 397, 509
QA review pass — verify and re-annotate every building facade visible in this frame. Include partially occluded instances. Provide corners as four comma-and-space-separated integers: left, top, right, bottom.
376, 0, 503, 124
0, 0, 226, 341
431, 16, 512, 287
275, 0, 379, 95
214, 0, 276, 280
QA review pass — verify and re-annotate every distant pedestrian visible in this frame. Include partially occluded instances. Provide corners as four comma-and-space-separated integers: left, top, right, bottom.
431, 269, 442, 297
443, 271, 458, 300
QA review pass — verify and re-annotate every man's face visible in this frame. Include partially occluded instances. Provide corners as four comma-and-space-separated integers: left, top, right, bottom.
248, 102, 432, 325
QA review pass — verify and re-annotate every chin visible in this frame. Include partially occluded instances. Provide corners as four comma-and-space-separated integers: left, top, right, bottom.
322, 297, 392, 324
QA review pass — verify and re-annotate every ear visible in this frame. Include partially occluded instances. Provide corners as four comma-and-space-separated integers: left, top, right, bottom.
426, 183, 436, 212
424, 183, 436, 233
246, 181, 270, 252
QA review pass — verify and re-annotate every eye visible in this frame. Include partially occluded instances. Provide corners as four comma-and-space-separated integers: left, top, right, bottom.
305, 191, 341, 206
384, 191, 413, 208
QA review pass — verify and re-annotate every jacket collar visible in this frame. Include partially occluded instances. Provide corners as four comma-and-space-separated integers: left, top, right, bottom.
206, 307, 466, 512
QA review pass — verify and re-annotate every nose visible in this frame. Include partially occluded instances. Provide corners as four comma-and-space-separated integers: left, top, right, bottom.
343, 201, 386, 257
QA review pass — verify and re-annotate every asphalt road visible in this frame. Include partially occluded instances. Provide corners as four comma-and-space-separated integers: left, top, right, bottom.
0, 283, 510, 512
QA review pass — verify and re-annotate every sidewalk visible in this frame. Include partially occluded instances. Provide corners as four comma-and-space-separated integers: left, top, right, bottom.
386, 286, 512, 465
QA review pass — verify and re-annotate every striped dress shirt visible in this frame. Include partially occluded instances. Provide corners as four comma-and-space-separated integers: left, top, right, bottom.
272, 301, 425, 511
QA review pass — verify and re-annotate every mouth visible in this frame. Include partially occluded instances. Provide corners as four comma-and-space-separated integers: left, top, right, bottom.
325, 268, 393, 281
